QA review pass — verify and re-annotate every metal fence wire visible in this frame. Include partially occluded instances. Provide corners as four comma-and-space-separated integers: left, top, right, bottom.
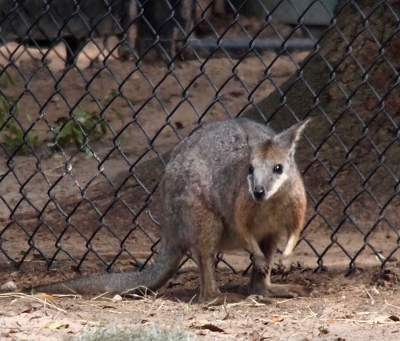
0, 0, 399, 278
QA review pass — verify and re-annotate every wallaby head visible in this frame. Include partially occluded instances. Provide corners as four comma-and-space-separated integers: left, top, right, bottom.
247, 119, 310, 202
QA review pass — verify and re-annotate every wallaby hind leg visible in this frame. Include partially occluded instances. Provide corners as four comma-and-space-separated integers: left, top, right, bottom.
190, 206, 223, 303
192, 250, 221, 303
249, 236, 311, 298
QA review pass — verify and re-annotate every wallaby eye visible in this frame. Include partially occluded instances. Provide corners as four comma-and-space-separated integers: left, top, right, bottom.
248, 165, 254, 175
273, 164, 283, 174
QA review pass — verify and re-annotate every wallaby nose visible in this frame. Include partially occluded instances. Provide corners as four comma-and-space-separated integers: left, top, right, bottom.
253, 186, 265, 200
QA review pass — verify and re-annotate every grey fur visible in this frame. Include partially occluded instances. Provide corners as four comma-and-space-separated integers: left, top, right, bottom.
35, 118, 311, 301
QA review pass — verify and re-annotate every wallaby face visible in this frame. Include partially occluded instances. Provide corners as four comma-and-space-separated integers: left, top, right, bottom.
247, 120, 309, 202
248, 141, 289, 202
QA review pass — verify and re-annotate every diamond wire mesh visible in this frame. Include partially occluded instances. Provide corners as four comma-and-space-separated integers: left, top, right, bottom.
0, 0, 399, 279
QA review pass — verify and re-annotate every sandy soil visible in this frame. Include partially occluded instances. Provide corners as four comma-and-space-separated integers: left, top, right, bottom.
1, 265, 400, 341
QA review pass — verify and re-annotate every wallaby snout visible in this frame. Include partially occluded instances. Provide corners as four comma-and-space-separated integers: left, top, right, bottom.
253, 186, 265, 201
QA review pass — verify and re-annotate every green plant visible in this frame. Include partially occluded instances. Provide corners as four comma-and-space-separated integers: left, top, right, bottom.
49, 109, 108, 155
0, 68, 39, 154
0, 71, 125, 155
65, 325, 196, 341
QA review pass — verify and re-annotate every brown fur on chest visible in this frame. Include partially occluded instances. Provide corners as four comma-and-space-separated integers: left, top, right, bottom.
234, 189, 290, 238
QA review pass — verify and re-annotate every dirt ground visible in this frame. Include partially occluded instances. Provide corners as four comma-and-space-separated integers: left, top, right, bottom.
1, 31, 400, 340
1, 265, 400, 341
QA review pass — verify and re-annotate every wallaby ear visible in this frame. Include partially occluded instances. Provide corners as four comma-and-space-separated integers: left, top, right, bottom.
275, 118, 311, 153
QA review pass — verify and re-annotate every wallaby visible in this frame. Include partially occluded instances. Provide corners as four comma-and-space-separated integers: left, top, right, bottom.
34, 117, 311, 302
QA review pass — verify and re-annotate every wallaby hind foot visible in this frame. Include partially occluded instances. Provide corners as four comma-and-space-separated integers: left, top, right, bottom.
249, 261, 314, 298
200, 293, 246, 306
249, 281, 314, 298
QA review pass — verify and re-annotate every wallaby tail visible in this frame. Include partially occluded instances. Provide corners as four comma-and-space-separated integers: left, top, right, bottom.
33, 242, 185, 295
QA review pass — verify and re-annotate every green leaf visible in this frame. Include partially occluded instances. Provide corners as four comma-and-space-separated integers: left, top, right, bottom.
26, 113, 33, 124
128, 97, 142, 106
100, 120, 107, 134
111, 108, 124, 123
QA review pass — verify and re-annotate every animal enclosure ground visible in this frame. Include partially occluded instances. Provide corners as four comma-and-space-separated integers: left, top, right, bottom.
1, 45, 400, 340
1, 265, 400, 341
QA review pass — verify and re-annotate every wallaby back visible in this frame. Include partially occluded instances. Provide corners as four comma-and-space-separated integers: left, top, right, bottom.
32, 118, 311, 301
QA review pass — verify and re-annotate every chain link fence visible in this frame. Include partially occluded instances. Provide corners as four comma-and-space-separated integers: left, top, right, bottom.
0, 0, 399, 279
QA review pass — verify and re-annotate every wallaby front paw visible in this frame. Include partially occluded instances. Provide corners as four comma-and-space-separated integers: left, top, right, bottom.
201, 293, 245, 305
254, 257, 269, 276
277, 258, 292, 273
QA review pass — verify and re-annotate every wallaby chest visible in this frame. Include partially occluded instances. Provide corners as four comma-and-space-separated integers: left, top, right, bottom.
250, 198, 290, 239
217, 189, 292, 251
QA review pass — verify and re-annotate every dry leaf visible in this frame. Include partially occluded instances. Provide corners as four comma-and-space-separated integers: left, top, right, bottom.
252, 330, 260, 341
34, 293, 54, 301
112, 294, 122, 302
222, 313, 231, 321
100, 305, 117, 310
271, 317, 284, 322
129, 259, 139, 267
20, 305, 36, 314
319, 326, 329, 335
1, 280, 17, 292
119, 259, 132, 266
44, 322, 69, 330
200, 324, 225, 333
388, 315, 400, 322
